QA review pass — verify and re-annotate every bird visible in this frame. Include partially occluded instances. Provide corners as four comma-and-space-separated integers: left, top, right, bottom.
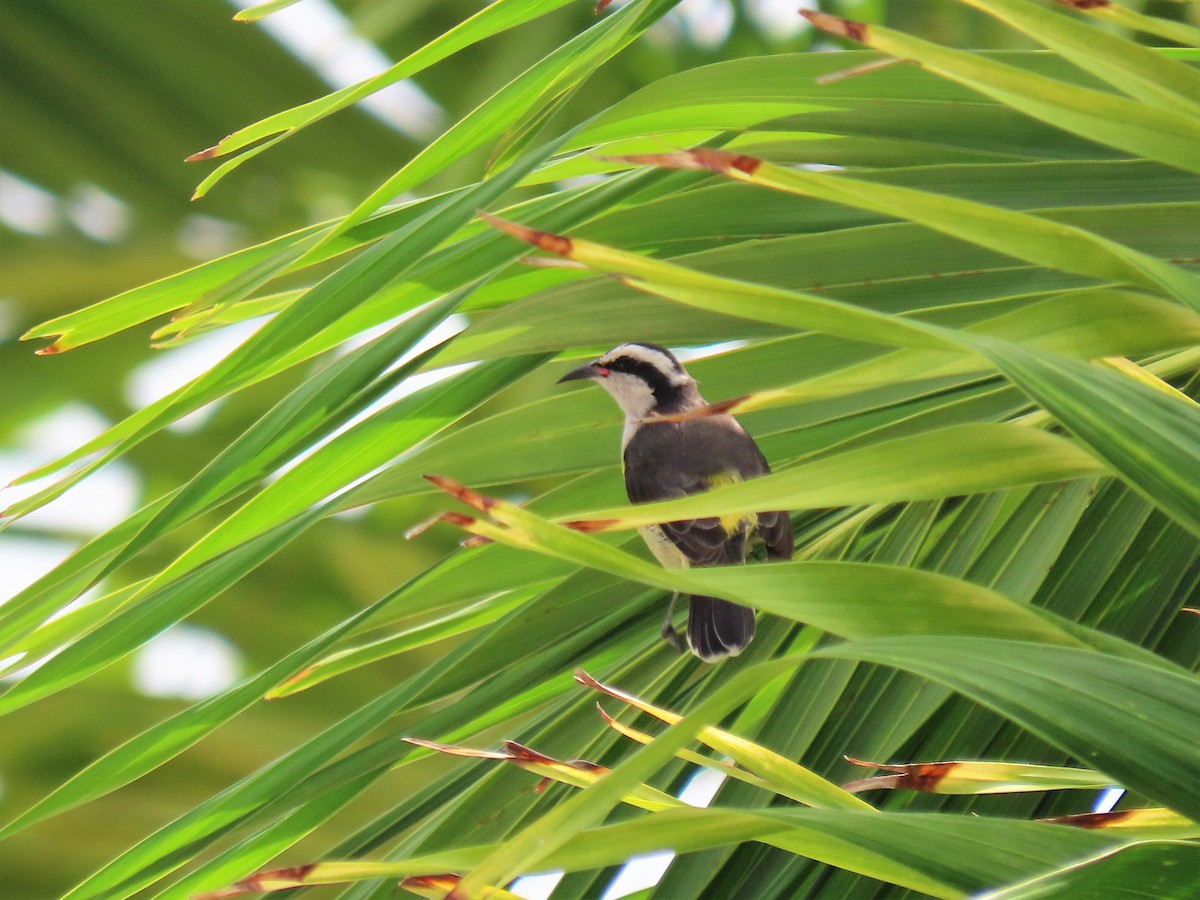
558, 342, 792, 661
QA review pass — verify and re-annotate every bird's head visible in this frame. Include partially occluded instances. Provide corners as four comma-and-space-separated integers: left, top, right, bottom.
557, 342, 700, 417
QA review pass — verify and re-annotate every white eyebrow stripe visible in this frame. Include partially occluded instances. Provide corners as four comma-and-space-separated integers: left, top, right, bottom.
600, 344, 690, 385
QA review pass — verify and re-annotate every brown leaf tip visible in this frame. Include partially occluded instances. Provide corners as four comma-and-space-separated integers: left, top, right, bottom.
422, 474, 495, 512
703, 396, 747, 416
801, 10, 868, 42
562, 518, 618, 533
34, 342, 63, 356
645, 398, 744, 424
595, 0, 614, 12
843, 775, 901, 794
573, 670, 631, 705
841, 758, 955, 793
684, 148, 762, 176
608, 148, 761, 177
404, 737, 510, 760
219, 864, 317, 897
478, 211, 573, 256
404, 514, 443, 541
844, 756, 883, 769
186, 145, 220, 163
1054, 0, 1110, 8
895, 761, 955, 791
1041, 809, 1135, 829
501, 740, 559, 766
574, 668, 602, 689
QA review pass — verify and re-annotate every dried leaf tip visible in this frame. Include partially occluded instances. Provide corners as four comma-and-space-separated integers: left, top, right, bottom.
1053, 0, 1110, 9
842, 757, 955, 793
573, 668, 602, 690
422, 474, 495, 512
1041, 809, 1135, 829
194, 864, 318, 900
477, 210, 573, 256
845, 756, 897, 771
647, 395, 747, 423
561, 517, 618, 533
404, 514, 445, 541
403, 737, 510, 760
441, 511, 479, 529
501, 740, 560, 766
572, 670, 630, 703
800, 10, 868, 42
595, 0, 614, 12
34, 341, 64, 356
185, 145, 220, 163
602, 148, 761, 177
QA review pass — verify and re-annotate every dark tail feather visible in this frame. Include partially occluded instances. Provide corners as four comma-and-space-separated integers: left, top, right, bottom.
687, 595, 755, 662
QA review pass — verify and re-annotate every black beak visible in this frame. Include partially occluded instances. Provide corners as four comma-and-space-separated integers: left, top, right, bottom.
557, 362, 599, 384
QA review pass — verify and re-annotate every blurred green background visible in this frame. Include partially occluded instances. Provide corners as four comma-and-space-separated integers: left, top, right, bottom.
2, 1, 1193, 896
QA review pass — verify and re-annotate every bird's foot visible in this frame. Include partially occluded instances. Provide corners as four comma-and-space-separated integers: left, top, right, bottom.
660, 591, 684, 653
660, 621, 685, 654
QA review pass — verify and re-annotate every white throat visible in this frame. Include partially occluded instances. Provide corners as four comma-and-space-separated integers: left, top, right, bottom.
595, 374, 656, 451
598, 373, 657, 419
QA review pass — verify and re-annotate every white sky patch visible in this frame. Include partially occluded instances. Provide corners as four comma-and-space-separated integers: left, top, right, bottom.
0, 171, 58, 236
132, 624, 242, 700
228, 0, 442, 140
509, 870, 565, 900
749, 0, 815, 41
677, 0, 735, 49
266, 360, 477, 488
0, 404, 141, 534
0, 405, 132, 681
66, 184, 131, 243
1093, 787, 1125, 814
674, 339, 747, 363
0, 535, 77, 604
333, 307, 466, 359
125, 317, 265, 433
177, 213, 248, 261
0, 651, 58, 684
0, 538, 105, 682
275, 306, 468, 490
599, 766, 728, 900
647, 0, 734, 49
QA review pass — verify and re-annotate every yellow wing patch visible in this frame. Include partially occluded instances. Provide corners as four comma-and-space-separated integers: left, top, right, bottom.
705, 469, 756, 536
